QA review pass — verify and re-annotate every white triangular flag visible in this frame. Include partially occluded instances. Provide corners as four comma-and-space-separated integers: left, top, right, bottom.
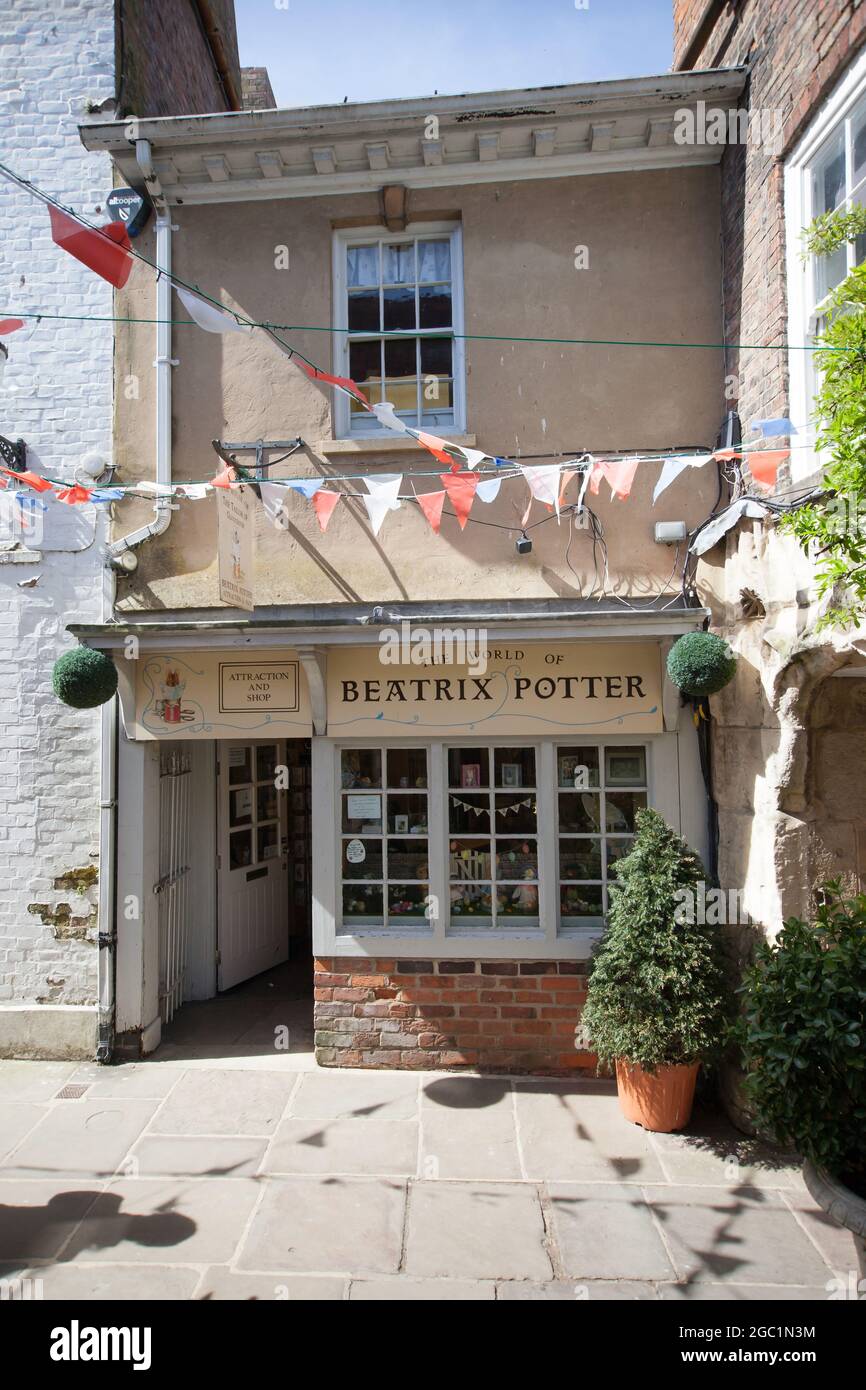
691, 498, 768, 556
521, 464, 564, 517
177, 285, 251, 335
260, 481, 289, 527
361, 473, 402, 536
454, 446, 489, 470
476, 477, 502, 503
130, 480, 176, 496
175, 483, 211, 500
653, 453, 713, 505
372, 401, 410, 433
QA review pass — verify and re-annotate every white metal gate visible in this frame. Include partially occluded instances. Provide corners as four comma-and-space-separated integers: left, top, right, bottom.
156, 747, 192, 1024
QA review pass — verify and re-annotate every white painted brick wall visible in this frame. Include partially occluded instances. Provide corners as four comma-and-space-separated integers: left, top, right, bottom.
0, 0, 116, 1006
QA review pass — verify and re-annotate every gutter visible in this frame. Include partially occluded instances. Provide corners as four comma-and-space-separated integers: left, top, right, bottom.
192, 0, 242, 112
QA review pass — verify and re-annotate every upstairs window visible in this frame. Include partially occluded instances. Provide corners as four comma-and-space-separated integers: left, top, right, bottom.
333, 226, 465, 437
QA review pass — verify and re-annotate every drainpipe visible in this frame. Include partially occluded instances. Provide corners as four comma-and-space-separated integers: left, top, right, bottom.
97, 143, 175, 1058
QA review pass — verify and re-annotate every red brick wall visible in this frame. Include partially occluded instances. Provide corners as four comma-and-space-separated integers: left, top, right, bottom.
314, 958, 595, 1075
672, 0, 866, 484
118, 0, 243, 118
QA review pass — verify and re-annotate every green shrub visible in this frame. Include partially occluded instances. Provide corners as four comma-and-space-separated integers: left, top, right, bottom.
666, 631, 737, 697
52, 646, 117, 709
582, 808, 729, 1070
735, 882, 866, 1182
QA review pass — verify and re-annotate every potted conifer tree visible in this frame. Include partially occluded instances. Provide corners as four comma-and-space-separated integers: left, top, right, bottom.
582, 807, 729, 1132
736, 882, 866, 1276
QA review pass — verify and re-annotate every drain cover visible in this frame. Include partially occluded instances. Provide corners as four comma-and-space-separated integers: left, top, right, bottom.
55, 1083, 90, 1100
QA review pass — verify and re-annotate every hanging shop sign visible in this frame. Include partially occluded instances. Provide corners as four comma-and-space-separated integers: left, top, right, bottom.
217, 487, 255, 612
132, 650, 312, 740
327, 641, 663, 737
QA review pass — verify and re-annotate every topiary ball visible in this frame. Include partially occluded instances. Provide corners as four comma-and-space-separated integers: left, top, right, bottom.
666, 631, 736, 697
52, 646, 118, 709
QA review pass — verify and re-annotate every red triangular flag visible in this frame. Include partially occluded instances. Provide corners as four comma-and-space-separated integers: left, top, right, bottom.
0, 318, 24, 336
440, 472, 478, 530
417, 431, 455, 466
296, 360, 370, 409
55, 484, 93, 505
0, 464, 52, 493
588, 462, 604, 495
212, 465, 237, 489
747, 450, 787, 491
312, 489, 340, 531
416, 489, 446, 534
49, 206, 132, 289
599, 458, 640, 500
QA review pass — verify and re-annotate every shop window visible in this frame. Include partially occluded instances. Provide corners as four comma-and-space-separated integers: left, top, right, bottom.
333, 225, 466, 437
447, 746, 539, 930
340, 747, 430, 930
557, 744, 646, 930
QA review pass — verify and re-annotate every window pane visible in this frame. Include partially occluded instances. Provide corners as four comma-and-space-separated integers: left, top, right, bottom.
448, 747, 489, 787
387, 793, 428, 835
418, 239, 451, 283
449, 794, 490, 833
349, 338, 382, 381
605, 791, 647, 833
382, 242, 415, 284
387, 839, 428, 880
561, 883, 604, 920
497, 882, 538, 920
494, 793, 536, 833
383, 287, 416, 331
449, 837, 492, 879
560, 838, 602, 880
450, 882, 492, 924
383, 379, 417, 411
421, 380, 453, 415
606, 837, 633, 874
559, 791, 602, 832
604, 746, 646, 787
342, 795, 382, 834
255, 745, 278, 782
813, 132, 845, 214
853, 102, 866, 192
419, 285, 452, 328
386, 748, 427, 788
229, 830, 253, 870
229, 787, 252, 828
341, 749, 381, 788
495, 840, 537, 879
342, 883, 383, 925
342, 838, 383, 879
348, 289, 380, 332
557, 747, 600, 788
258, 824, 279, 861
350, 380, 382, 411
388, 883, 429, 923
420, 337, 452, 376
384, 337, 417, 377
347, 244, 379, 287
257, 784, 278, 823
494, 747, 535, 788
228, 747, 252, 786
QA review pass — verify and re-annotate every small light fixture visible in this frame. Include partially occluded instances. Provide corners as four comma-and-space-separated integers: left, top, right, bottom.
516, 531, 532, 555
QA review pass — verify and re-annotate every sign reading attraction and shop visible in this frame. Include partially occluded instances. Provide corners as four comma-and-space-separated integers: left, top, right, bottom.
327, 642, 662, 736
130, 642, 662, 740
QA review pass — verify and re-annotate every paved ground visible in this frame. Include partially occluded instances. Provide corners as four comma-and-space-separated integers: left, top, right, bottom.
0, 1054, 859, 1301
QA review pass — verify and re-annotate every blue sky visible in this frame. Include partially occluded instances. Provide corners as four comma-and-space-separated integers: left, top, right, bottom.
234, 0, 674, 110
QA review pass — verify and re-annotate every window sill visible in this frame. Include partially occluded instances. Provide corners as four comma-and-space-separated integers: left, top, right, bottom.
317, 433, 477, 457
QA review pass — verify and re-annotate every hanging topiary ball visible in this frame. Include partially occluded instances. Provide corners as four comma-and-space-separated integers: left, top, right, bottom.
52, 646, 118, 709
666, 631, 737, 697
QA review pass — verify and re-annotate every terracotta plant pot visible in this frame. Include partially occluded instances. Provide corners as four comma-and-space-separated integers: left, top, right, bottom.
615, 1059, 700, 1133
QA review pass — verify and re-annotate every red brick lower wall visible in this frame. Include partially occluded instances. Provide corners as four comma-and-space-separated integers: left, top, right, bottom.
314, 957, 596, 1075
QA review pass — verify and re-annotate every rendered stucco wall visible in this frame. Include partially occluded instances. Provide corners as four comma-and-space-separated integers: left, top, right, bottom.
111, 165, 727, 611
0, 0, 117, 1051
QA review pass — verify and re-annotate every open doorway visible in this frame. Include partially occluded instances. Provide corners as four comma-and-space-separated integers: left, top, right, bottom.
155, 737, 314, 1061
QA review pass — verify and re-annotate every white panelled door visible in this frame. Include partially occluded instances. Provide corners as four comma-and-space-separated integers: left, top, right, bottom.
217, 741, 289, 991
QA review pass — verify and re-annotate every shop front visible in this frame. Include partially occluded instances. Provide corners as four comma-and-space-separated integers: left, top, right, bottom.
79, 611, 707, 1073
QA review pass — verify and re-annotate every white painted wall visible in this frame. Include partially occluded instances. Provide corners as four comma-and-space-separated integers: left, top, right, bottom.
0, 0, 114, 1039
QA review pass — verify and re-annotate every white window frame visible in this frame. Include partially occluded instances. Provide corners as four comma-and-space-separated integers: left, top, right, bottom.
331, 222, 466, 440
312, 733, 683, 962
786, 45, 866, 481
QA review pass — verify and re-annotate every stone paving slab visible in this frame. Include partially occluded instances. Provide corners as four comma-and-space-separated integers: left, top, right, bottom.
0, 1061, 78, 1101
514, 1080, 667, 1183
263, 1117, 418, 1176
0, 1181, 105, 1261
150, 1069, 299, 1136
238, 1176, 406, 1275
405, 1181, 552, 1281
1, 1262, 201, 1300
195, 1268, 346, 1300
291, 1069, 419, 1121
62, 1177, 262, 1266
643, 1184, 835, 1287
128, 1135, 269, 1179
0, 1102, 45, 1161
548, 1182, 678, 1281
1, 1099, 159, 1179
647, 1110, 801, 1189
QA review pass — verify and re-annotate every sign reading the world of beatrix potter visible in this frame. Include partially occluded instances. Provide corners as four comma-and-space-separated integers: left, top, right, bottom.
327, 641, 662, 736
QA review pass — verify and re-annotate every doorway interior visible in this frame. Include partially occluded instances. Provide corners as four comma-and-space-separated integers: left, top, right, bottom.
154, 736, 314, 1060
